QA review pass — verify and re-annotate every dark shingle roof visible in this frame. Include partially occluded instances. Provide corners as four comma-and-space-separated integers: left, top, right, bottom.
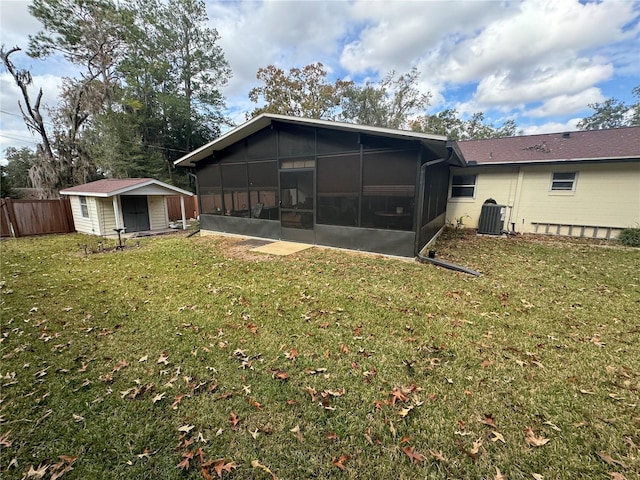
60, 178, 153, 195
454, 126, 640, 165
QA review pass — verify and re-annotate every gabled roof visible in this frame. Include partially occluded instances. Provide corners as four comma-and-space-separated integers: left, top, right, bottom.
59, 178, 193, 197
173, 113, 450, 168
452, 126, 640, 166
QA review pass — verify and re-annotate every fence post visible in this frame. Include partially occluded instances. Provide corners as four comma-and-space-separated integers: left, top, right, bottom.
4, 198, 20, 237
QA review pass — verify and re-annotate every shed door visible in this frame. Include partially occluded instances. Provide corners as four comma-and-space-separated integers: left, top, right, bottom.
121, 196, 150, 232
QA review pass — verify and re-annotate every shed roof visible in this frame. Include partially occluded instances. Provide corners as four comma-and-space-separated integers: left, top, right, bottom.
173, 113, 450, 168
452, 126, 640, 166
59, 178, 193, 197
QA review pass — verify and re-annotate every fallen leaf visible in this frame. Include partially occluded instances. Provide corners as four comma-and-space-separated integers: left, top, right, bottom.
429, 449, 445, 461
525, 427, 550, 447
229, 412, 239, 428
213, 459, 237, 477
0, 430, 12, 447
332, 454, 350, 470
480, 414, 497, 428
470, 438, 483, 455
495, 467, 508, 480
138, 355, 148, 363
251, 459, 278, 479
157, 353, 169, 365
290, 424, 304, 442
178, 424, 195, 433
402, 446, 425, 463
152, 392, 166, 403
532, 474, 544, 480
597, 451, 627, 468
171, 394, 185, 410
608, 473, 626, 480
490, 431, 506, 444
325, 431, 338, 441
176, 452, 192, 471
26, 463, 49, 478
271, 370, 289, 381
72, 413, 85, 423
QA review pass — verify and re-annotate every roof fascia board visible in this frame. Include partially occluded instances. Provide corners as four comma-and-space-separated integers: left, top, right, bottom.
174, 114, 448, 168
60, 180, 193, 197
463, 156, 640, 167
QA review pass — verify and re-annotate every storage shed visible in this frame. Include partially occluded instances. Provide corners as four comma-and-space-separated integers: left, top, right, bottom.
174, 114, 458, 257
60, 178, 193, 237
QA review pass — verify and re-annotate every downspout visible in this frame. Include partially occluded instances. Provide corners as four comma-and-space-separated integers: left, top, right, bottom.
415, 147, 482, 276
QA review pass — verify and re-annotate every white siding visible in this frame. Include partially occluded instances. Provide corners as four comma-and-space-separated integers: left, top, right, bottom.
69, 195, 101, 235
96, 198, 118, 235
148, 196, 168, 230
446, 161, 640, 238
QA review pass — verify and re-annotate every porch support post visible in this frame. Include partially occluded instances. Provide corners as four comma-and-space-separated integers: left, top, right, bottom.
112, 196, 121, 230
180, 196, 187, 230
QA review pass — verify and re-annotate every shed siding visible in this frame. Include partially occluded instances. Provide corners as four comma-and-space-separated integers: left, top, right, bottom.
446, 162, 640, 237
96, 198, 118, 235
148, 196, 168, 230
69, 195, 100, 235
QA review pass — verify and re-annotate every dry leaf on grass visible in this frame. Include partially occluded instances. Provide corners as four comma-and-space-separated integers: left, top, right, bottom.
597, 451, 627, 468
402, 446, 425, 463
251, 460, 278, 479
608, 473, 626, 480
495, 467, 508, 480
332, 454, 350, 470
525, 427, 550, 447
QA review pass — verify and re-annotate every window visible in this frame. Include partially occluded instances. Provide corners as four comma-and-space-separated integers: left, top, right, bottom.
450, 174, 477, 198
361, 149, 416, 231
79, 196, 89, 218
550, 172, 577, 191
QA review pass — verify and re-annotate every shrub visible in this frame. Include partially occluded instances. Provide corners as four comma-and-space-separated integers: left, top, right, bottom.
618, 227, 640, 247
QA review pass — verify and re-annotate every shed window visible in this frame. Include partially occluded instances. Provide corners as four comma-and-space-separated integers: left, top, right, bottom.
450, 174, 476, 198
79, 196, 89, 218
550, 172, 577, 191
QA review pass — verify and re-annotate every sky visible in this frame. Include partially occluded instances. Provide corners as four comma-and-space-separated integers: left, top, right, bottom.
1, 0, 639, 158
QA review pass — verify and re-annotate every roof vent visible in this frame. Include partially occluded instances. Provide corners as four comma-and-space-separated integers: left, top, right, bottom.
562, 132, 570, 139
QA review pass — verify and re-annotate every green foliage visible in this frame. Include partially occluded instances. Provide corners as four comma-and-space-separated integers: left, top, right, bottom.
2, 147, 37, 189
248, 63, 352, 120
410, 109, 519, 140
1, 233, 638, 478
617, 227, 640, 247
578, 85, 640, 130
340, 67, 431, 129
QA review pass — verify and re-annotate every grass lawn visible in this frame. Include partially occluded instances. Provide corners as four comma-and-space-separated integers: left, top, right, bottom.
0, 230, 638, 479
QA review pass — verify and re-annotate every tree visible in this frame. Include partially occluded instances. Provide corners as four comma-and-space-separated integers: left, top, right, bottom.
3, 147, 38, 189
248, 63, 352, 119
340, 68, 431, 129
577, 85, 640, 130
1, 46, 60, 198
410, 109, 519, 140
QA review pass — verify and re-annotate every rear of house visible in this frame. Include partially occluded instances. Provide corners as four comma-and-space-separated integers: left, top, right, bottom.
446, 127, 640, 239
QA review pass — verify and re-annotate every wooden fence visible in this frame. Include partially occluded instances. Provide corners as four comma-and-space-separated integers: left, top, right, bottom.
0, 198, 75, 237
167, 196, 198, 221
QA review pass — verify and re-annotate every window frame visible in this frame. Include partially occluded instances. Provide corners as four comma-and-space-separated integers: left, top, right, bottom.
79, 195, 89, 218
550, 172, 577, 192
449, 174, 477, 200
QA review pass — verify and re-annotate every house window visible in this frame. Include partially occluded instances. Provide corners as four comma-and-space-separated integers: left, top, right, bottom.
550, 172, 577, 191
450, 174, 477, 198
79, 196, 89, 218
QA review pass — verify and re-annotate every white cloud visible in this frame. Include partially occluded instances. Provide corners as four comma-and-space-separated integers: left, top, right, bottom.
520, 118, 583, 135
1, 72, 64, 155
474, 59, 613, 107
527, 87, 606, 118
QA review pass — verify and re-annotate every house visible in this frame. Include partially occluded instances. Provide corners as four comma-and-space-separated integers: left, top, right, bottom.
174, 114, 456, 257
446, 126, 640, 239
60, 178, 193, 237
